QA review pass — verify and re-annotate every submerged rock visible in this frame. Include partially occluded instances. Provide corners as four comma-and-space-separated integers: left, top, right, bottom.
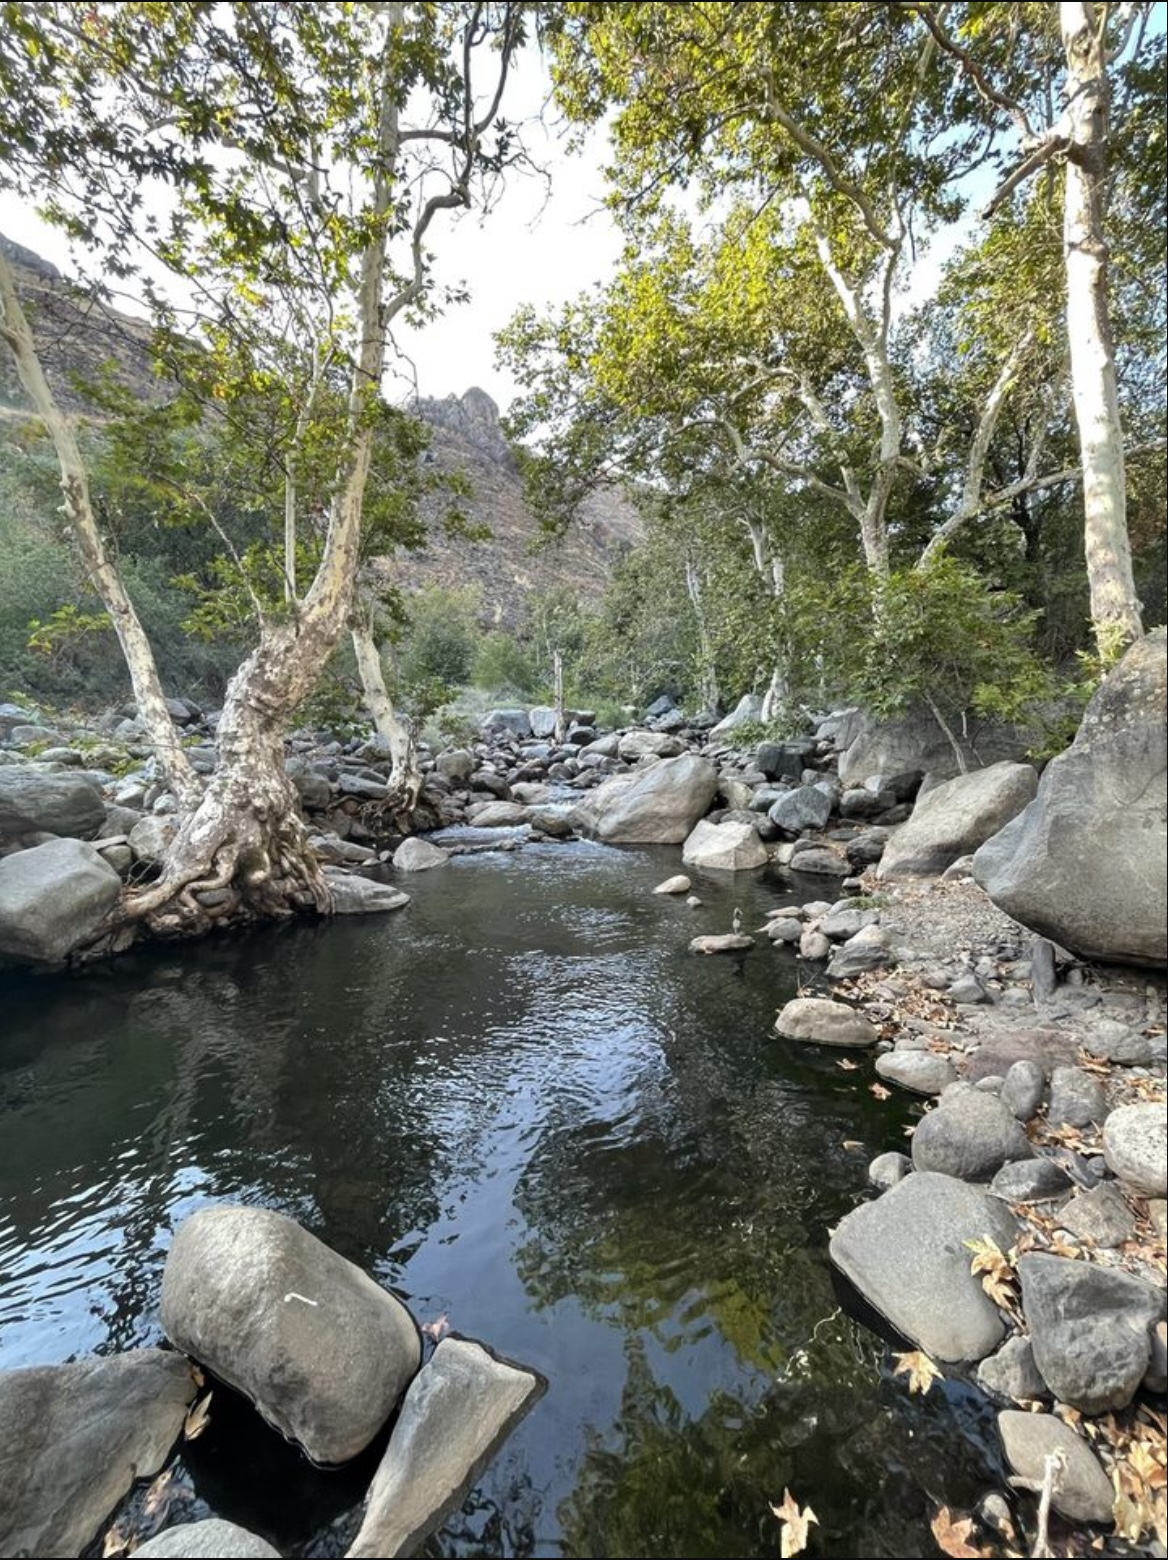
829, 1171, 1018, 1362
689, 933, 755, 955
347, 1338, 544, 1559
0, 1349, 195, 1558
324, 871, 410, 915
160, 1206, 421, 1465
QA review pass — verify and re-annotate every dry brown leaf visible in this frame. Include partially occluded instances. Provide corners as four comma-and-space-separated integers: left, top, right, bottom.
102, 1526, 130, 1560
143, 1467, 174, 1519
870, 1083, 891, 1100
420, 1312, 450, 1341
966, 1237, 1020, 1313
836, 1058, 859, 1071
189, 1364, 205, 1389
929, 1505, 982, 1558
842, 1139, 864, 1150
183, 1390, 213, 1441
771, 1488, 818, 1558
892, 1350, 943, 1395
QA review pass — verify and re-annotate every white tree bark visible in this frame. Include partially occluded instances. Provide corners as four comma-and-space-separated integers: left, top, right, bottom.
0, 247, 204, 812
351, 613, 421, 812
1060, 1, 1143, 658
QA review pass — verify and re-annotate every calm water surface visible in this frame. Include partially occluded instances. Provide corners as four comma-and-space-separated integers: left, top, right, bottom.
0, 840, 1003, 1557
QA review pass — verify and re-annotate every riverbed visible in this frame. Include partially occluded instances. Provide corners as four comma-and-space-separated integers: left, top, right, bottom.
0, 840, 1004, 1557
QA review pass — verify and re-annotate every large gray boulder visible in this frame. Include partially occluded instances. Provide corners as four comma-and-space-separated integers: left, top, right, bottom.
768, 784, 833, 837
973, 629, 1167, 966
838, 705, 1033, 788
160, 1206, 421, 1464
392, 838, 451, 872
0, 767, 106, 841
575, 754, 719, 844
0, 1349, 195, 1558
0, 838, 122, 964
133, 1520, 281, 1558
911, 1092, 1032, 1181
1018, 1253, 1164, 1413
829, 1171, 1019, 1361
347, 1338, 545, 1558
877, 762, 1037, 879
708, 694, 763, 739
617, 728, 685, 760
681, 818, 768, 872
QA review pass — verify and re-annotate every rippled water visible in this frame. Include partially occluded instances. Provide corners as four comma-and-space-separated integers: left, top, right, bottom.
0, 841, 1003, 1557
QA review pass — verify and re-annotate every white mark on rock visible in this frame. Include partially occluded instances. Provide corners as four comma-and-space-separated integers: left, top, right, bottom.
283, 1291, 319, 1306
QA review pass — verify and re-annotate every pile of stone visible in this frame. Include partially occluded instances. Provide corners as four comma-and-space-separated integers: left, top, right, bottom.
0, 1206, 543, 1559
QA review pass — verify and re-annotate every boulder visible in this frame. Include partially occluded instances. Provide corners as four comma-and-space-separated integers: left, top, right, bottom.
774, 997, 879, 1049
838, 705, 1033, 789
1018, 1253, 1164, 1413
160, 1206, 421, 1465
785, 846, 849, 876
1046, 1066, 1108, 1130
0, 767, 106, 841
1102, 1102, 1168, 1196
128, 814, 180, 866
997, 1411, 1114, 1524
989, 1157, 1072, 1204
435, 749, 475, 783
576, 755, 719, 845
133, 1520, 281, 1558
1001, 1059, 1045, 1122
829, 1171, 1019, 1361
392, 838, 451, 872
617, 729, 685, 760
481, 708, 532, 740
1058, 1183, 1136, 1249
973, 629, 1167, 966
756, 741, 808, 782
324, 871, 410, 915
708, 694, 763, 739
766, 917, 802, 944
0, 838, 122, 965
977, 1336, 1050, 1404
826, 924, 895, 978
768, 785, 833, 837
875, 1051, 957, 1096
466, 801, 529, 828
0, 1349, 195, 1558
347, 1338, 545, 1559
911, 1093, 1032, 1181
877, 762, 1037, 879
682, 818, 768, 872
868, 1151, 913, 1191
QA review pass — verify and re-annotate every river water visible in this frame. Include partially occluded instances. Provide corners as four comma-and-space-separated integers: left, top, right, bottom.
0, 838, 1003, 1557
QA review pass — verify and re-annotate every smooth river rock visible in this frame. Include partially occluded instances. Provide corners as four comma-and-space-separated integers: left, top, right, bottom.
392, 838, 451, 872
877, 762, 1037, 879
875, 1051, 957, 1096
133, 1519, 281, 1558
346, 1338, 545, 1558
0, 766, 107, 841
577, 754, 719, 845
0, 837, 122, 965
323, 870, 410, 915
160, 1206, 421, 1465
1102, 1102, 1168, 1197
997, 1411, 1114, 1524
0, 1349, 195, 1558
774, 997, 879, 1049
829, 1171, 1019, 1362
911, 1092, 1032, 1181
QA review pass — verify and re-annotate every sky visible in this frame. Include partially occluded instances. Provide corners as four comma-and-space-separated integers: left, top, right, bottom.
0, 45, 622, 418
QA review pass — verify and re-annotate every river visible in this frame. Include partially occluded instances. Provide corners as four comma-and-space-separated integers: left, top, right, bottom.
0, 838, 1003, 1557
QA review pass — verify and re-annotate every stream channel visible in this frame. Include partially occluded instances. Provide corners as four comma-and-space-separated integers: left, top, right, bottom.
0, 836, 1005, 1557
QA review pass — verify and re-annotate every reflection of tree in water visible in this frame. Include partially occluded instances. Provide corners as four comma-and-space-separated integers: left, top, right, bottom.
558, 1327, 1003, 1560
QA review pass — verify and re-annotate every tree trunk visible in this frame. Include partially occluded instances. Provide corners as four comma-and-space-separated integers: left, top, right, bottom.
0, 248, 203, 811
683, 550, 721, 715
1060, 1, 1143, 661
351, 615, 422, 814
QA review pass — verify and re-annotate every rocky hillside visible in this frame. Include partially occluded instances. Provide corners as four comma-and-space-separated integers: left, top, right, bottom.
0, 237, 642, 626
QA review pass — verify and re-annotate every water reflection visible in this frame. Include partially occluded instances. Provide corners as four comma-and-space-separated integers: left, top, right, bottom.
1, 843, 997, 1556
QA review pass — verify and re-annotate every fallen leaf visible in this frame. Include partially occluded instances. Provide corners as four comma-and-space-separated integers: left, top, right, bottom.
930, 1506, 981, 1558
892, 1350, 943, 1395
420, 1312, 450, 1341
842, 1139, 865, 1151
870, 1083, 891, 1100
836, 1058, 859, 1071
102, 1526, 130, 1559
190, 1364, 205, 1389
143, 1467, 174, 1519
966, 1236, 1020, 1313
771, 1488, 818, 1558
183, 1390, 213, 1441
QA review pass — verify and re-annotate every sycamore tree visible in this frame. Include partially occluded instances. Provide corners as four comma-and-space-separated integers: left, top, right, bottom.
0, 0, 527, 945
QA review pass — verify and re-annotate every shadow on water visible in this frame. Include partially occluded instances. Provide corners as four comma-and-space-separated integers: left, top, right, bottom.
1, 841, 1006, 1557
